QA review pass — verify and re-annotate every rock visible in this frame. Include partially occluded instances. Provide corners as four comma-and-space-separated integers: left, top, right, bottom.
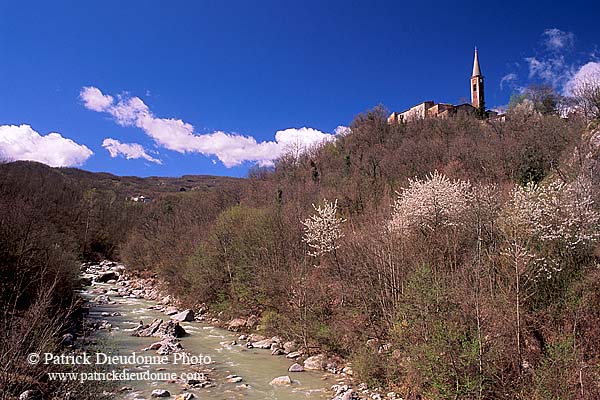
19, 390, 42, 400
269, 375, 292, 385
96, 271, 119, 283
271, 347, 284, 356
227, 376, 243, 383
157, 338, 184, 355
286, 351, 301, 359
132, 319, 187, 338
151, 389, 171, 397
98, 320, 112, 330
80, 277, 92, 286
175, 394, 195, 400
171, 309, 194, 322
283, 341, 297, 353
238, 334, 247, 341
144, 341, 163, 351
93, 295, 111, 304
60, 333, 74, 347
342, 366, 354, 375
164, 306, 179, 315
303, 354, 326, 370
248, 333, 265, 342
331, 386, 358, 400
252, 338, 273, 349
288, 363, 304, 372
227, 318, 247, 331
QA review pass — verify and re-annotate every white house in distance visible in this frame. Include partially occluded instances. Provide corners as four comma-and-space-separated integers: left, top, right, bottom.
129, 195, 152, 203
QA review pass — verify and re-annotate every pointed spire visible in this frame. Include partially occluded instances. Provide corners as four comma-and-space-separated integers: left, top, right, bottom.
472, 47, 481, 77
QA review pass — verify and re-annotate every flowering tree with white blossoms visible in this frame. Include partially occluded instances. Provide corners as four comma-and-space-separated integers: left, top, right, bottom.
301, 198, 347, 258
500, 176, 600, 373
388, 171, 473, 234
503, 177, 599, 280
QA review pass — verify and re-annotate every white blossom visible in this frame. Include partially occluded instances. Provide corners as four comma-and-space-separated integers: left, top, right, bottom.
302, 199, 347, 257
388, 171, 473, 233
503, 177, 600, 280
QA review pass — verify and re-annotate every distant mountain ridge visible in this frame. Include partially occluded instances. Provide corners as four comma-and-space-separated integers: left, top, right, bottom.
0, 160, 244, 198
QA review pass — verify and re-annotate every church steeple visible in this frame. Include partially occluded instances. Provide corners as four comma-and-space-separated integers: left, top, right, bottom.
470, 47, 485, 111
472, 47, 481, 77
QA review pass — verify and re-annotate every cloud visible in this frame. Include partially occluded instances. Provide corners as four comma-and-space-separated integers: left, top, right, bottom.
81, 86, 341, 167
0, 124, 93, 167
563, 61, 600, 95
500, 28, 600, 97
80, 86, 114, 112
525, 55, 572, 88
102, 138, 162, 164
500, 73, 518, 90
542, 28, 575, 51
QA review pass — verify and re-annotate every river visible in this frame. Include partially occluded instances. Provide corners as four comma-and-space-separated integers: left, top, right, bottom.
81, 282, 337, 399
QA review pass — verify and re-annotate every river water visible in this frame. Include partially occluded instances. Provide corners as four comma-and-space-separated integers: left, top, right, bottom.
81, 283, 336, 399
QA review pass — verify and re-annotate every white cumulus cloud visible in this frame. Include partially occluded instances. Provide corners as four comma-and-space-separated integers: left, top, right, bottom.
0, 124, 93, 167
80, 86, 114, 112
102, 138, 162, 164
80, 86, 342, 167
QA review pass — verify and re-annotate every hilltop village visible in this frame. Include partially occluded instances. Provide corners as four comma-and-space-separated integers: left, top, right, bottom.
387, 49, 500, 123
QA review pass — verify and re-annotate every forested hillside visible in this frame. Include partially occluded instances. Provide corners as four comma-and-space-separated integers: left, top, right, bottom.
120, 104, 600, 399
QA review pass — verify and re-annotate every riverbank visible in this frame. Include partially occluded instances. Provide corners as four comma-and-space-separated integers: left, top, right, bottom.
81, 260, 394, 399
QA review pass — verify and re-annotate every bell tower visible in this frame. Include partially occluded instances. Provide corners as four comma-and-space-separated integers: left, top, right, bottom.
471, 48, 485, 111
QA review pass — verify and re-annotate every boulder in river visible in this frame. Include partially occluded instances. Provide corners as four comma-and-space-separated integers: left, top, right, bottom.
252, 338, 273, 349
171, 309, 194, 322
303, 354, 326, 370
269, 375, 292, 385
96, 271, 119, 283
132, 319, 187, 338
151, 389, 171, 397
79, 277, 92, 286
93, 295, 111, 304
227, 376, 243, 383
288, 363, 304, 372
164, 306, 179, 315
175, 394, 195, 400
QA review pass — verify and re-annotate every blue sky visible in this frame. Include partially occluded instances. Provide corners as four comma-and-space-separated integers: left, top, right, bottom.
1, 0, 599, 177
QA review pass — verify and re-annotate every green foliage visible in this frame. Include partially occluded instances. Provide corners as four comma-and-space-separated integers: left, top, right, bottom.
351, 347, 388, 388
532, 338, 578, 400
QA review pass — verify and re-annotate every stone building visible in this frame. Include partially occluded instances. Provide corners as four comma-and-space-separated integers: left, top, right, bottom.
388, 48, 493, 124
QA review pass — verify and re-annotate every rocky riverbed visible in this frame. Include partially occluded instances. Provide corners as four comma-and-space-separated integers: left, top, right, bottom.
79, 261, 399, 400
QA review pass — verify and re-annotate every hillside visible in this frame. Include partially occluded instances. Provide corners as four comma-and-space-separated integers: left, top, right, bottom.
0, 160, 244, 198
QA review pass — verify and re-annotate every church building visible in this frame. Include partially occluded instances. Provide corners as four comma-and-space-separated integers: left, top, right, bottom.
387, 49, 493, 124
